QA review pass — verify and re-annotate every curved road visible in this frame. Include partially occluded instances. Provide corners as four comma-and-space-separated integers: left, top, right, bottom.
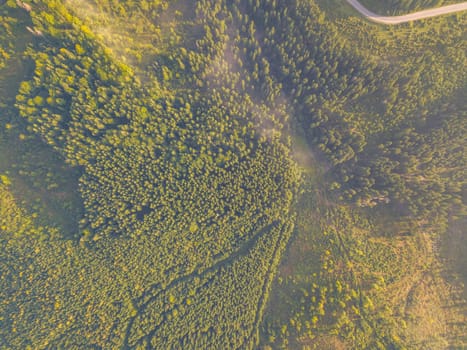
345, 0, 467, 24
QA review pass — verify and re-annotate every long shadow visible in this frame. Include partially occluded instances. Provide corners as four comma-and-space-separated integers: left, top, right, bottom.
0, 5, 84, 239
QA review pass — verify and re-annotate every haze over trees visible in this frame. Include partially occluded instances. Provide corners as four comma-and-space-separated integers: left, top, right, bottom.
0, 0, 465, 348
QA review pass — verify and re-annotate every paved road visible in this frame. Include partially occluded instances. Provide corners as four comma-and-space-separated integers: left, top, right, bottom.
345, 0, 467, 24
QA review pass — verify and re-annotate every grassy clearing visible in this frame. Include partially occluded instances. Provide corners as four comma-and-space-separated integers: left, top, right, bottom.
62, 0, 201, 77
0, 132, 83, 236
442, 218, 467, 302
314, 0, 359, 19
261, 135, 466, 349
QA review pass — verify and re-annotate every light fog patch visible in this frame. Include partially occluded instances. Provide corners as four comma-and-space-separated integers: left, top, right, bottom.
200, 27, 302, 182
63, 0, 162, 71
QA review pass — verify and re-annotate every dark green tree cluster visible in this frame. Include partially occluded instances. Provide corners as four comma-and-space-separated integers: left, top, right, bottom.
224, 0, 465, 223
343, 108, 466, 218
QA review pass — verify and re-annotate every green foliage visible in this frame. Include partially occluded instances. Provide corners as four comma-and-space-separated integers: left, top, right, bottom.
0, 0, 465, 348
1, 0, 298, 348
127, 222, 292, 349
251, 0, 466, 348
231, 0, 466, 221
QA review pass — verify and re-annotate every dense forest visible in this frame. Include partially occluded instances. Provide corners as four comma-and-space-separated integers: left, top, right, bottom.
0, 0, 465, 349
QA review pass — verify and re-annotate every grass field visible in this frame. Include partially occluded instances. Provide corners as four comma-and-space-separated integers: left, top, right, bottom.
261, 134, 466, 349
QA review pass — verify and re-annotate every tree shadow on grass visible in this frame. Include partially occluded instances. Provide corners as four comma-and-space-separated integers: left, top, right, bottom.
0, 7, 84, 240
